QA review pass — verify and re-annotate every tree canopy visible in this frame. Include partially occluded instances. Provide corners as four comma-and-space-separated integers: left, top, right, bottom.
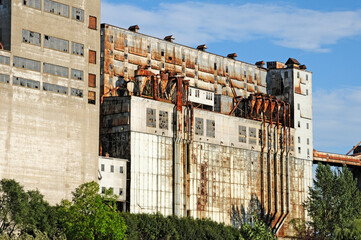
304, 163, 361, 239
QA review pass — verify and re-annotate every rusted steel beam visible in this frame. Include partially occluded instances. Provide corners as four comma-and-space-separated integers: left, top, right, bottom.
346, 141, 361, 156
101, 86, 120, 104
314, 150, 361, 166
176, 76, 184, 112
229, 97, 243, 115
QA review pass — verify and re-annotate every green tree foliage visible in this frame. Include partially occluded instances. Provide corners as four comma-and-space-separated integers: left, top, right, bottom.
238, 215, 276, 240
0, 179, 57, 238
57, 181, 126, 240
121, 213, 240, 240
304, 163, 361, 239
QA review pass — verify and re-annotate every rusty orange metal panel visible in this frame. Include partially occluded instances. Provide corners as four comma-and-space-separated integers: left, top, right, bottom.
114, 52, 124, 61
129, 35, 147, 57
89, 50, 96, 64
88, 73, 96, 88
247, 84, 255, 92
128, 54, 147, 66
230, 79, 244, 89
114, 32, 126, 51
217, 77, 227, 86
198, 72, 215, 83
88, 16, 97, 30
186, 69, 195, 78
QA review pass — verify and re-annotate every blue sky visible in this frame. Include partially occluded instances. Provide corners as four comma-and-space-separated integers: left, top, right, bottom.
101, 0, 361, 154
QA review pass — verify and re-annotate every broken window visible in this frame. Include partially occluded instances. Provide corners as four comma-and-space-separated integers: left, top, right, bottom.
119, 188, 123, 196
0, 55, 10, 65
89, 50, 96, 64
89, 16, 97, 30
44, 35, 68, 52
214, 63, 217, 70
88, 73, 96, 88
249, 127, 257, 145
72, 7, 84, 21
43, 63, 68, 78
22, 29, 41, 46
159, 111, 168, 130
195, 118, 203, 136
71, 42, 84, 56
44, 0, 69, 17
88, 91, 96, 104
206, 119, 215, 138
146, 108, 156, 128
120, 166, 124, 174
101, 187, 105, 194
71, 69, 83, 80
13, 56, 40, 71
239, 126, 247, 143
43, 82, 67, 94
0, 74, 9, 83
70, 88, 83, 97
23, 0, 41, 9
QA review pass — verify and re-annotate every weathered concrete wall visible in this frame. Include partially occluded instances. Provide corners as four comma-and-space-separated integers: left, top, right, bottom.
0, 0, 101, 204
101, 96, 312, 237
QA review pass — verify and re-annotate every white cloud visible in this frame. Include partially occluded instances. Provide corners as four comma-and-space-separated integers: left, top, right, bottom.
101, 1, 361, 51
313, 87, 361, 154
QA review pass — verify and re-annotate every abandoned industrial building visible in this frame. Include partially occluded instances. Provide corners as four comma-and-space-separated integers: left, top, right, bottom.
0, 0, 360, 238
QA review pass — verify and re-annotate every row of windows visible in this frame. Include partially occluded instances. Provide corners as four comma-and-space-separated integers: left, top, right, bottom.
24, 0, 83, 21
146, 108, 169, 130
100, 164, 124, 174
0, 55, 10, 65
13, 56, 85, 80
297, 121, 310, 129
195, 118, 215, 138
297, 137, 310, 145
22, 29, 84, 56
298, 147, 311, 157
101, 187, 123, 196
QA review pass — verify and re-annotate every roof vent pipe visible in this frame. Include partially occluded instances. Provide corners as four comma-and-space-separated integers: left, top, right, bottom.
227, 53, 237, 60
164, 35, 175, 42
197, 44, 207, 51
128, 25, 140, 33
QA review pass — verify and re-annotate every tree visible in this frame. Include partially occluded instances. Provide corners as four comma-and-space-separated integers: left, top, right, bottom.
0, 179, 57, 238
57, 181, 126, 240
304, 163, 361, 239
238, 214, 276, 240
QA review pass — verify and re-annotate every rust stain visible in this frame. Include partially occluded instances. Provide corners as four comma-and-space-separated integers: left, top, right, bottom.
197, 163, 208, 212
295, 81, 302, 94
247, 84, 255, 92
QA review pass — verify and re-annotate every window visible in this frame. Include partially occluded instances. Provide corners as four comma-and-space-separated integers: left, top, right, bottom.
146, 108, 156, 128
161, 50, 165, 57
249, 127, 257, 145
298, 121, 300, 128
307, 138, 310, 145
159, 111, 168, 130
43, 83, 67, 94
89, 50, 96, 64
110, 165, 114, 173
298, 147, 301, 154
44, 0, 69, 17
214, 63, 217, 70
206, 119, 215, 138
43, 63, 68, 77
71, 69, 83, 80
195, 118, 203, 136
0, 55, 10, 65
72, 7, 84, 21
182, 54, 185, 62
284, 71, 288, 79
0, 74, 9, 84
13, 56, 40, 72
306, 74, 308, 81
44, 35, 68, 52
195, 58, 198, 65
254, 73, 257, 80
297, 72, 300, 78
110, 36, 114, 43
120, 166, 124, 174
239, 126, 247, 143
297, 104, 300, 110
72, 42, 84, 56
70, 88, 83, 98
88, 91, 96, 104
23, 0, 41, 9
306, 89, 309, 96
119, 188, 123, 196
89, 16, 97, 30
101, 187, 105, 194
244, 71, 247, 78
13, 77, 40, 89
124, 39, 128, 47
88, 73, 96, 88
195, 89, 200, 98
147, 45, 150, 53
22, 29, 41, 46
298, 137, 301, 143
307, 149, 310, 156
189, 88, 192, 96
307, 123, 309, 129
101, 164, 105, 171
